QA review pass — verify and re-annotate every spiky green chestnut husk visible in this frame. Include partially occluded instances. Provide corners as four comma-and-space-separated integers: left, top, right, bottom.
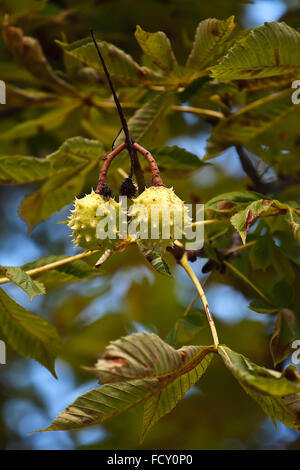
129, 186, 191, 249
67, 191, 122, 251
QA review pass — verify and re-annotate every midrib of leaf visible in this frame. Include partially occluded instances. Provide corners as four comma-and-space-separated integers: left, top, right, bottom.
141, 349, 213, 439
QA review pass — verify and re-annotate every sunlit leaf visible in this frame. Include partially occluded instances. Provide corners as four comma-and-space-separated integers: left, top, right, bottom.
211, 22, 300, 80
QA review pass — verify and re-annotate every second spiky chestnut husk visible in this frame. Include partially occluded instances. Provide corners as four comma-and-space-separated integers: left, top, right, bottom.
128, 186, 191, 249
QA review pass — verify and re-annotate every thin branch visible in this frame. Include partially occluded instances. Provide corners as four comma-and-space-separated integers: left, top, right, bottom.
133, 142, 164, 187
172, 105, 224, 120
236, 145, 298, 194
0, 250, 101, 285
91, 30, 136, 180
93, 99, 224, 120
179, 253, 219, 347
183, 271, 213, 317
95, 142, 126, 194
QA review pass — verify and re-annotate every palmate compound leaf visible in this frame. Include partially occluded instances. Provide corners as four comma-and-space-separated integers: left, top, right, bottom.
0, 288, 60, 377
218, 345, 300, 432
37, 333, 215, 439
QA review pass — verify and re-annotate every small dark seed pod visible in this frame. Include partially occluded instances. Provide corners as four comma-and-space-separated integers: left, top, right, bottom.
120, 177, 137, 198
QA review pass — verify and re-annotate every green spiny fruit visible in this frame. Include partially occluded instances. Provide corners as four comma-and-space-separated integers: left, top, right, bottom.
129, 186, 191, 249
67, 191, 123, 251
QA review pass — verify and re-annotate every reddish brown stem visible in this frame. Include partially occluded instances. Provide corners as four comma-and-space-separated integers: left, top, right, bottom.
95, 142, 126, 193
133, 142, 164, 187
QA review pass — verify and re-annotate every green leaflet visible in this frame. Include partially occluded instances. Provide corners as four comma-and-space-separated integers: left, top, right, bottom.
150, 145, 207, 173
19, 137, 105, 229
210, 21, 300, 80
135, 26, 179, 75
0, 288, 60, 377
38, 333, 214, 438
20, 254, 103, 288
185, 16, 235, 78
0, 266, 45, 300
3, 24, 74, 94
230, 199, 287, 244
57, 38, 148, 85
115, 93, 173, 148
218, 345, 300, 432
206, 191, 262, 212
0, 103, 78, 141
137, 242, 172, 277
0, 155, 52, 184
289, 210, 300, 246
206, 89, 300, 157
270, 310, 297, 367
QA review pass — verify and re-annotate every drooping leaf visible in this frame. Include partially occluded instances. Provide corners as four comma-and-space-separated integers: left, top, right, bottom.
135, 26, 179, 75
210, 22, 300, 81
0, 266, 45, 300
0, 288, 60, 376
218, 345, 300, 432
185, 16, 235, 78
38, 333, 214, 436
